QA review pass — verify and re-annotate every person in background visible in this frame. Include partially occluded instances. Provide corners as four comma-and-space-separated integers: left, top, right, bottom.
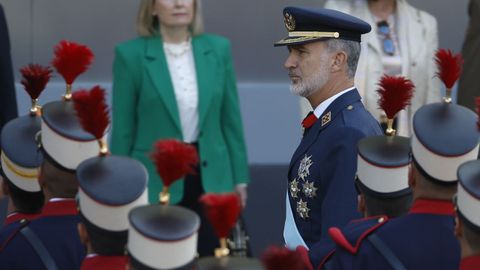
299, 0, 439, 137
457, 0, 480, 111
110, 0, 250, 256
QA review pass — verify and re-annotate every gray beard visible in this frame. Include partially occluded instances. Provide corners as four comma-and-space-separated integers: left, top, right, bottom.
289, 71, 329, 98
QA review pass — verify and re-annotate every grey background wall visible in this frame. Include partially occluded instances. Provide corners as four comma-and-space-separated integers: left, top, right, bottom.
0, 0, 469, 164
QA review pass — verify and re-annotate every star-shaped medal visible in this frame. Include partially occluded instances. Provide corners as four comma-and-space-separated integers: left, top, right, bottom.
290, 178, 300, 198
302, 181, 318, 198
296, 199, 310, 219
298, 155, 313, 181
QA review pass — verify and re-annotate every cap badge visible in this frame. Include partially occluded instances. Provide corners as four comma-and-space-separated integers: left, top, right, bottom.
290, 178, 300, 198
284, 12, 296, 31
296, 199, 310, 219
321, 111, 331, 126
298, 155, 313, 181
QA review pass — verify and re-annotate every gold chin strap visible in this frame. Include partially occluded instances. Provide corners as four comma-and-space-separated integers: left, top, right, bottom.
288, 31, 340, 38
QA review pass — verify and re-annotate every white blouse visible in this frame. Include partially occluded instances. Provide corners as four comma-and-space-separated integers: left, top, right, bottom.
164, 40, 199, 143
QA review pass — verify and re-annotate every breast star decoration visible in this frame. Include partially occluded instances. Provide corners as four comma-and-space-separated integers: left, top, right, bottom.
298, 155, 313, 181
302, 181, 318, 198
296, 199, 310, 219
290, 178, 300, 198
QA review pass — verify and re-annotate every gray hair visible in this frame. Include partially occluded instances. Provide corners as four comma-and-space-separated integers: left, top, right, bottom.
324, 39, 361, 78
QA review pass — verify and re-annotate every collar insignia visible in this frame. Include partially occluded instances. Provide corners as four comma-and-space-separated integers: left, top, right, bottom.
321, 111, 331, 126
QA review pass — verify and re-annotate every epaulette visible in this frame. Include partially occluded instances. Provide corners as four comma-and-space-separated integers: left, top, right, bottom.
0, 218, 30, 252
328, 215, 389, 255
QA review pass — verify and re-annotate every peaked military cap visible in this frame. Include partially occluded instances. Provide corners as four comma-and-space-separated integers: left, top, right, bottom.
196, 257, 263, 270
41, 100, 101, 170
1, 115, 42, 192
457, 160, 480, 229
127, 205, 200, 270
77, 155, 148, 232
412, 103, 479, 183
357, 135, 412, 198
274, 6, 371, 46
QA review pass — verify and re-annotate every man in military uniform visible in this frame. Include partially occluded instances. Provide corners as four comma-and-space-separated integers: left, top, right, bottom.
311, 107, 413, 269
275, 7, 382, 250
0, 99, 44, 228
455, 160, 480, 269
339, 93, 479, 269
0, 97, 101, 269
74, 88, 149, 270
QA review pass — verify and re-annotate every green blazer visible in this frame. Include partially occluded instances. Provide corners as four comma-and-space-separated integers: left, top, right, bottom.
110, 34, 249, 204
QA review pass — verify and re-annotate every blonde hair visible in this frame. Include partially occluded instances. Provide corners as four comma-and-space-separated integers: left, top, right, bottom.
136, 0, 204, 37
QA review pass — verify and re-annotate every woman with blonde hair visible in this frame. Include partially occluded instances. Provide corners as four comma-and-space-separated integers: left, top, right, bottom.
110, 0, 249, 256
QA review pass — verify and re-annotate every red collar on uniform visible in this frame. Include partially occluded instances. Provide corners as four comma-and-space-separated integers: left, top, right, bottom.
40, 199, 78, 217
409, 199, 455, 216
460, 255, 480, 270
302, 112, 318, 129
80, 255, 128, 270
4, 212, 39, 226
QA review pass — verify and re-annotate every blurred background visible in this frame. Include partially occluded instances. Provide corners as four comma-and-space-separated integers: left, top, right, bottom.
0, 0, 469, 256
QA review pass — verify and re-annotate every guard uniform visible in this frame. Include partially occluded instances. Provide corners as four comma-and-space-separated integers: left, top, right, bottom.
346, 100, 479, 269
0, 92, 44, 262
313, 132, 412, 269
274, 7, 382, 250
456, 160, 480, 270
127, 204, 200, 270
77, 154, 148, 270
0, 98, 100, 269
0, 113, 44, 228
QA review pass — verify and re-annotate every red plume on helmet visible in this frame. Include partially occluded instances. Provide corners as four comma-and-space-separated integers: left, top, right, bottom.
199, 193, 241, 239
51, 40, 94, 85
435, 48, 463, 89
71, 86, 110, 140
150, 139, 198, 188
377, 75, 415, 120
20, 64, 52, 100
262, 246, 312, 270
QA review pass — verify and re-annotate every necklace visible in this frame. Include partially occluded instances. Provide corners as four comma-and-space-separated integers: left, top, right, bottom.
164, 39, 191, 58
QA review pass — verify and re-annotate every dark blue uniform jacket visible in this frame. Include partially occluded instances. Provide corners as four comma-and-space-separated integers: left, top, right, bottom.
0, 199, 85, 270
287, 89, 382, 248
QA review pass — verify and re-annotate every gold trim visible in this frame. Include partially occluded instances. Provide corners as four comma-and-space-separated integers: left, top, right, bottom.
288, 31, 340, 38
275, 36, 321, 45
443, 88, 452, 104
1, 153, 38, 179
63, 84, 72, 100
214, 238, 230, 258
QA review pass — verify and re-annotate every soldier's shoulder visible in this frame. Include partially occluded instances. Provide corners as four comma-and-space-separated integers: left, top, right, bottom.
0, 219, 30, 252
328, 215, 389, 254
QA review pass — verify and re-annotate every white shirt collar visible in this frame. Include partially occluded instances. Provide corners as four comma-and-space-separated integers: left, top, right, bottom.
313, 87, 355, 118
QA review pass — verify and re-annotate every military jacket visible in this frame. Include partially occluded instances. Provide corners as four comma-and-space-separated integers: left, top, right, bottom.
336, 199, 460, 269
286, 89, 382, 248
315, 215, 389, 269
0, 199, 85, 270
